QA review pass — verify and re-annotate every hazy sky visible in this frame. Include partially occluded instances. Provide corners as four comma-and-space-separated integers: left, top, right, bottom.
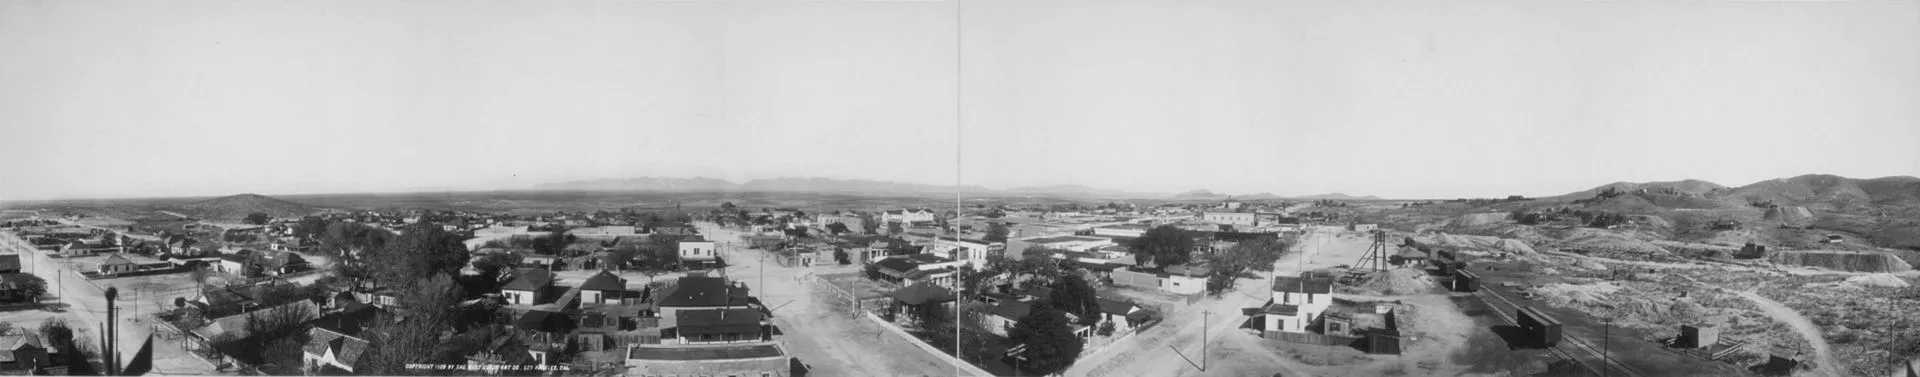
2, 0, 1916, 201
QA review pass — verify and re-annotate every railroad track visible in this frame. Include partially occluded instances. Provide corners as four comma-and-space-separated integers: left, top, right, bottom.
1474, 288, 1646, 377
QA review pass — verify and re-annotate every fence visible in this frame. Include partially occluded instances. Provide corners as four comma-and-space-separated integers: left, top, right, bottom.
1267, 331, 1360, 346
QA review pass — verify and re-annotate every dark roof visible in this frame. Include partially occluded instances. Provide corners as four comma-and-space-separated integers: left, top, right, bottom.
873, 258, 919, 274
501, 269, 554, 291
889, 283, 956, 306
658, 276, 750, 307
1096, 299, 1137, 315
987, 301, 1033, 320
578, 270, 626, 291
675, 309, 763, 337
0, 255, 19, 272
1263, 303, 1299, 316
1272, 274, 1335, 293
0, 333, 45, 363
626, 344, 784, 361
513, 310, 575, 333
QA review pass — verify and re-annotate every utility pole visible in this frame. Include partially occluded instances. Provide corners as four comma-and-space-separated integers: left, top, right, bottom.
1602, 318, 1612, 377
1202, 310, 1210, 372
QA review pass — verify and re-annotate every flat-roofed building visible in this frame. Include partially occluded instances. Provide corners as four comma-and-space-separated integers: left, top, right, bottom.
624, 343, 791, 377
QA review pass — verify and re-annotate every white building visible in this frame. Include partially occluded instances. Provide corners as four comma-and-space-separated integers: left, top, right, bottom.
1201, 212, 1257, 226
880, 209, 937, 224
679, 238, 719, 261
568, 225, 641, 240
932, 236, 998, 269
1261, 273, 1334, 333
462, 225, 551, 250
1091, 224, 1149, 238
1020, 235, 1113, 252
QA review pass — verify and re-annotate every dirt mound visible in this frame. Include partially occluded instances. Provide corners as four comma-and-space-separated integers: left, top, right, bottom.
1415, 233, 1537, 256
1769, 250, 1913, 273
1532, 282, 1623, 307
1557, 228, 1667, 255
1841, 274, 1910, 288
1449, 213, 1507, 228
1353, 268, 1434, 295
1762, 206, 1814, 223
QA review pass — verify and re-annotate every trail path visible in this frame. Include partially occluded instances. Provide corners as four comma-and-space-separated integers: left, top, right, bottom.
1731, 290, 1839, 377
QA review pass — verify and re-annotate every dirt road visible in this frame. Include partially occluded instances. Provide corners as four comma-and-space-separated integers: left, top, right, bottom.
695, 223, 973, 376
1, 231, 220, 375
1065, 227, 1379, 377
1731, 290, 1840, 377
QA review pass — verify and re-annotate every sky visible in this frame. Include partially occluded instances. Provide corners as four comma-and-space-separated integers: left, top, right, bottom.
2, 0, 1916, 201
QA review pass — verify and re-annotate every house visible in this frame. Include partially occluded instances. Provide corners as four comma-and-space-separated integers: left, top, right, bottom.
1261, 273, 1335, 334
880, 209, 937, 225
215, 253, 249, 275
931, 236, 999, 269
889, 282, 955, 322
97, 253, 138, 275
1109, 264, 1210, 295
1201, 212, 1257, 226
1095, 299, 1149, 334
977, 299, 1089, 339
624, 343, 791, 377
671, 308, 766, 344
0, 255, 19, 274
654, 275, 754, 320
678, 238, 719, 265
0, 333, 50, 374
577, 270, 635, 305
301, 327, 369, 374
501, 269, 557, 306
0, 274, 36, 304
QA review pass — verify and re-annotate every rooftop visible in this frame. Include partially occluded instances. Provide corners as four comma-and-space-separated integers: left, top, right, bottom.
657, 276, 751, 307
1272, 274, 1335, 293
626, 344, 785, 361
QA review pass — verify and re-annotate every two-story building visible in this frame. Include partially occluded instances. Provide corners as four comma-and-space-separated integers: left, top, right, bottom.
1261, 272, 1335, 334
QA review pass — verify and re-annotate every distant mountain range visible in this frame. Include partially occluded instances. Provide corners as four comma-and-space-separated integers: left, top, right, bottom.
1545, 174, 1920, 210
534, 177, 1389, 200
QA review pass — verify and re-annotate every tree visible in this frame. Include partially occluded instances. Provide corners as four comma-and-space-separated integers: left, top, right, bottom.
720, 202, 737, 212
2, 273, 46, 303
833, 248, 851, 265
887, 221, 905, 236
857, 213, 881, 234
1007, 307, 1084, 375
984, 222, 1010, 243
1048, 274, 1102, 326
365, 223, 470, 289
1128, 226, 1195, 268
826, 222, 850, 235
358, 273, 463, 375
243, 212, 271, 225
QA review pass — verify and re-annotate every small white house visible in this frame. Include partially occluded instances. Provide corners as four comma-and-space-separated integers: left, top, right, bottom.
679, 239, 718, 261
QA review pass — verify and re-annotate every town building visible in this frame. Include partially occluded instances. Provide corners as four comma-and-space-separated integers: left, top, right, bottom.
1261, 273, 1335, 334
1201, 212, 1257, 226
623, 343, 791, 377
301, 327, 369, 374
879, 209, 936, 225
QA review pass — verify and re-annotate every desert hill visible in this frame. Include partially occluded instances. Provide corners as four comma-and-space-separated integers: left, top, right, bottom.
172, 193, 323, 221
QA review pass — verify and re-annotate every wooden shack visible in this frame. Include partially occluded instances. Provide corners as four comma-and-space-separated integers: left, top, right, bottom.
1516, 306, 1562, 347
1677, 324, 1719, 349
